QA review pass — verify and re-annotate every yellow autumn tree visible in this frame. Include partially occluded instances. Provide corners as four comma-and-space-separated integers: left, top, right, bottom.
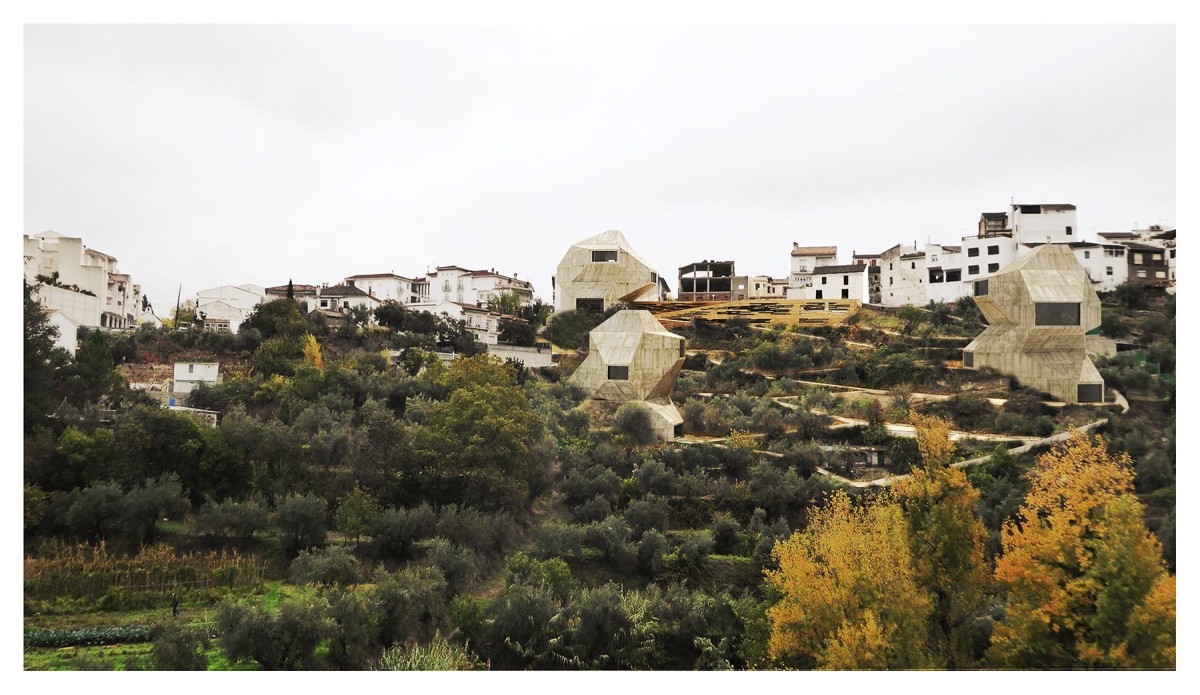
988, 430, 1175, 669
893, 412, 989, 668
765, 491, 935, 670
302, 333, 322, 370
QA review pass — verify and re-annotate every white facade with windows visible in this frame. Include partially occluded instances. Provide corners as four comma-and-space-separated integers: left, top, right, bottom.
196, 284, 265, 333
1010, 203, 1079, 244
788, 245, 838, 292
417, 300, 501, 345
173, 362, 221, 395
800, 264, 869, 301
344, 273, 429, 305
24, 231, 145, 329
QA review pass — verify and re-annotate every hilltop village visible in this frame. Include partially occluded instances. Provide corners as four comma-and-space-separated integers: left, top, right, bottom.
22, 202, 1176, 671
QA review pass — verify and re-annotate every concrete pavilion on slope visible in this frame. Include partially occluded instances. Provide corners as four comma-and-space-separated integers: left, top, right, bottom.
568, 310, 686, 441
964, 244, 1104, 404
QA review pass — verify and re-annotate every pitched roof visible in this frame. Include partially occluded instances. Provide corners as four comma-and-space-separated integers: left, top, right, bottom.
813, 264, 867, 274
345, 273, 417, 281
265, 283, 319, 293
790, 245, 838, 257
320, 284, 372, 297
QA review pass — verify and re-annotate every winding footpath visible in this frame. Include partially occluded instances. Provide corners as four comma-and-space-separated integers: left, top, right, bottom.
678, 383, 1129, 489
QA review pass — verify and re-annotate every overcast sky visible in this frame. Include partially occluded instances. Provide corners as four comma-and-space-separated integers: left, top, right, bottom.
24, 24, 1175, 311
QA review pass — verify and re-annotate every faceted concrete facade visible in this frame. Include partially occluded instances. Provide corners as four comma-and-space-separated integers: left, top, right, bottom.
569, 310, 686, 441
964, 245, 1104, 404
553, 230, 664, 313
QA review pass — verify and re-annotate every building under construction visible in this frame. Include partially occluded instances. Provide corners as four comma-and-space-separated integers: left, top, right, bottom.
678, 260, 737, 302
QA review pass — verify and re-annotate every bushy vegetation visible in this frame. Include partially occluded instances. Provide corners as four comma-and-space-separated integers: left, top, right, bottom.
23, 283, 1174, 671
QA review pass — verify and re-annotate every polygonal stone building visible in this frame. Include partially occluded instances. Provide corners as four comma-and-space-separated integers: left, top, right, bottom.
553, 230, 667, 313
963, 244, 1104, 404
569, 310, 686, 441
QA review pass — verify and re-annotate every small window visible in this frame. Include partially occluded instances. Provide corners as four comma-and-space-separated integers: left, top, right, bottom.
968, 265, 979, 275
1133, 253, 1144, 264
1155, 270, 1166, 279
1137, 270, 1147, 278
1152, 253, 1163, 261
987, 263, 999, 273
1106, 266, 1113, 276
591, 250, 618, 263
911, 262, 916, 269
968, 248, 979, 257
815, 290, 823, 299
889, 277, 893, 286
1034, 302, 1081, 326
841, 289, 849, 299
673, 423, 684, 438
1066, 226, 1073, 235
963, 351, 974, 368
188, 364, 194, 373
821, 276, 827, 284
889, 263, 893, 270
946, 269, 961, 282
679, 340, 686, 358
843, 276, 849, 285
1077, 383, 1102, 403
576, 298, 604, 313
1083, 250, 1090, 259
987, 245, 999, 255
974, 279, 988, 296
650, 272, 658, 283
608, 365, 629, 380
321, 299, 329, 308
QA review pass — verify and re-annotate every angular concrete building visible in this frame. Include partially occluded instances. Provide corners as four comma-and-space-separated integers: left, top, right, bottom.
553, 230, 667, 313
569, 310, 686, 441
963, 244, 1104, 404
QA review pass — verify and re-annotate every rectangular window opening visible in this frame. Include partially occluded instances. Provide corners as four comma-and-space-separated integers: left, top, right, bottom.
974, 279, 988, 296
1034, 302, 1081, 326
608, 365, 629, 380
591, 250, 618, 263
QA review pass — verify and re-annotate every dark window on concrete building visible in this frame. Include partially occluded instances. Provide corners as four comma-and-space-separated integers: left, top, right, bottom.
1035, 302, 1081, 326
608, 365, 629, 380
1077, 383, 1102, 403
591, 250, 618, 263
679, 340, 686, 357
841, 289, 849, 299
963, 350, 974, 368
1020, 205, 1041, 214
988, 263, 999, 273
974, 279, 988, 296
987, 245, 999, 255
821, 276, 827, 284
947, 269, 961, 282
843, 276, 849, 285
674, 423, 684, 438
815, 290, 823, 299
1066, 226, 1073, 236
968, 247, 979, 257
650, 272, 658, 283
576, 298, 604, 313
968, 265, 979, 275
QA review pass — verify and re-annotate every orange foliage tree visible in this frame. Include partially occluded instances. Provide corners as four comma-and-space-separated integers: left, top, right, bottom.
988, 431, 1175, 669
765, 491, 935, 669
893, 412, 989, 668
